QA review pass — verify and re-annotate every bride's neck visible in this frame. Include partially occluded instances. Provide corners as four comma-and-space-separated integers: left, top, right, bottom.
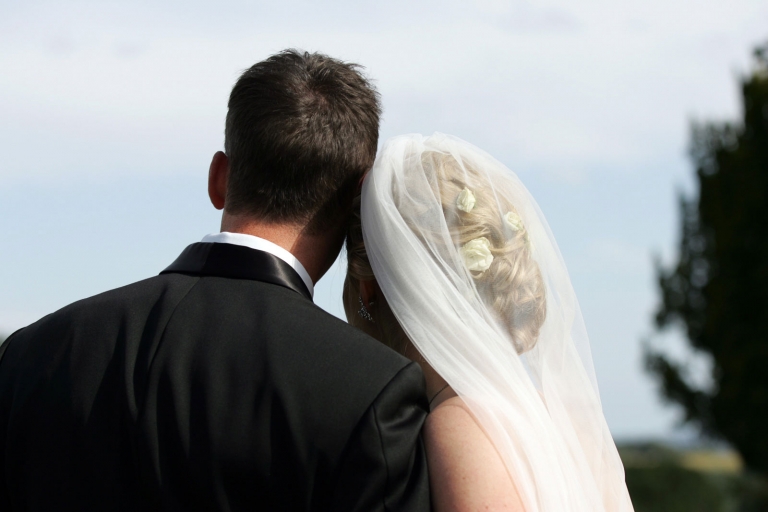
404, 343, 454, 410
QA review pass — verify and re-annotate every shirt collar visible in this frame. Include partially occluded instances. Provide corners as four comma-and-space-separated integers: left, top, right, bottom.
200, 232, 314, 298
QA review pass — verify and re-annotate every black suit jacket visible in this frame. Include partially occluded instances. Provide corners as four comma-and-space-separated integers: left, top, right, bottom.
0, 243, 431, 511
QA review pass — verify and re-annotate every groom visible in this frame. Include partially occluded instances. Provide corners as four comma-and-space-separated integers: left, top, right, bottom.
0, 50, 431, 511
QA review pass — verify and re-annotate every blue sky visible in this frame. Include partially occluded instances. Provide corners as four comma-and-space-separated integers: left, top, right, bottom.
2, 0, 766, 440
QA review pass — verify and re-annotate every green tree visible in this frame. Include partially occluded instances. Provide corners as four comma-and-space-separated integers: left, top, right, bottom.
621, 444, 733, 512
647, 43, 768, 474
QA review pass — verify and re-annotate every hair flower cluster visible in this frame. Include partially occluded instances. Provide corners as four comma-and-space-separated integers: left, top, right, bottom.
504, 211, 524, 231
461, 237, 494, 272
456, 187, 476, 212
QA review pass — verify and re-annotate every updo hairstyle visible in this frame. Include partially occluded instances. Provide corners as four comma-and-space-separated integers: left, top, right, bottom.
344, 150, 546, 354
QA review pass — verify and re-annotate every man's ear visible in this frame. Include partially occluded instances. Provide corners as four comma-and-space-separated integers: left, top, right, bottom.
208, 151, 229, 210
359, 279, 377, 306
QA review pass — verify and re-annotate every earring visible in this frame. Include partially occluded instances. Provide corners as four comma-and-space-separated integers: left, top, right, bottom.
358, 296, 375, 323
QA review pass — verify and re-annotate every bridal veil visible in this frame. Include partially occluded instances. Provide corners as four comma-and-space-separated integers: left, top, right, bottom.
360, 133, 633, 511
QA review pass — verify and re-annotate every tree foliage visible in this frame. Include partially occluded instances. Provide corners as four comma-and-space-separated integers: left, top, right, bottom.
621, 443, 768, 512
648, 43, 768, 473
621, 444, 731, 512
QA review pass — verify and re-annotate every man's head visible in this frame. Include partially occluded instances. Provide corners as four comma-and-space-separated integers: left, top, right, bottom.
219, 49, 381, 233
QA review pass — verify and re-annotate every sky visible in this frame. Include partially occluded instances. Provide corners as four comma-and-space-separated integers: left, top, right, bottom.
1, 0, 767, 441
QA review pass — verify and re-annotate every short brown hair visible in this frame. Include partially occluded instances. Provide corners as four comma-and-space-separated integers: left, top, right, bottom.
224, 50, 381, 231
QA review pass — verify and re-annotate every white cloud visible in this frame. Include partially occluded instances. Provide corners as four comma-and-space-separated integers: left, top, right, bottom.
1, 0, 765, 183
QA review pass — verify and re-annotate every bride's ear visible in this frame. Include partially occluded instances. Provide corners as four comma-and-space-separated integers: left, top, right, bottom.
208, 151, 230, 210
359, 279, 378, 307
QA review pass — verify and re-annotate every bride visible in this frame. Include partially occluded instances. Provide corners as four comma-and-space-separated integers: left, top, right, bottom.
343, 134, 634, 511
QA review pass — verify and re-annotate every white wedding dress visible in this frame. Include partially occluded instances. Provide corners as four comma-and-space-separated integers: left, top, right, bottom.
360, 133, 634, 511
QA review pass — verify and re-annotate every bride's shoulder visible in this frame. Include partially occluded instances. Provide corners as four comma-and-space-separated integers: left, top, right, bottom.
424, 395, 493, 466
425, 395, 478, 438
424, 396, 524, 511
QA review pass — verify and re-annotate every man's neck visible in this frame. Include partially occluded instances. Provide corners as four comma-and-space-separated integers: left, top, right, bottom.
220, 213, 342, 284
221, 215, 302, 252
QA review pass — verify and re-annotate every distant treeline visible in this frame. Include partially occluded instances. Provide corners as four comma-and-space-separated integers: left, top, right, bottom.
620, 443, 768, 512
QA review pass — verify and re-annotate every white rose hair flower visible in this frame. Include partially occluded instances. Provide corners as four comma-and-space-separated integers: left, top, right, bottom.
461, 237, 494, 273
456, 187, 476, 212
504, 211, 524, 231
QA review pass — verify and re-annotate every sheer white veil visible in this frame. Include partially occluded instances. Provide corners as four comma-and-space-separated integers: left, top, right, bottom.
360, 133, 633, 511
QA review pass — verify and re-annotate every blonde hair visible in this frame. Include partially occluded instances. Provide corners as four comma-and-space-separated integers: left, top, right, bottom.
344, 151, 546, 354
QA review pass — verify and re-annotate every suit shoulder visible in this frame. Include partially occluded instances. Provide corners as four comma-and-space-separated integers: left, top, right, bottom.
273, 292, 411, 374
9, 273, 196, 344
65, 273, 196, 313
235, 286, 422, 412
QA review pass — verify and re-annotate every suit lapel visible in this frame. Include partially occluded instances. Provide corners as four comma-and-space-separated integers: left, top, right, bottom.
161, 243, 312, 300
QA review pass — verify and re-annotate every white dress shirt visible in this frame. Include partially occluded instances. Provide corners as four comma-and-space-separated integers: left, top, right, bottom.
201, 232, 314, 298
